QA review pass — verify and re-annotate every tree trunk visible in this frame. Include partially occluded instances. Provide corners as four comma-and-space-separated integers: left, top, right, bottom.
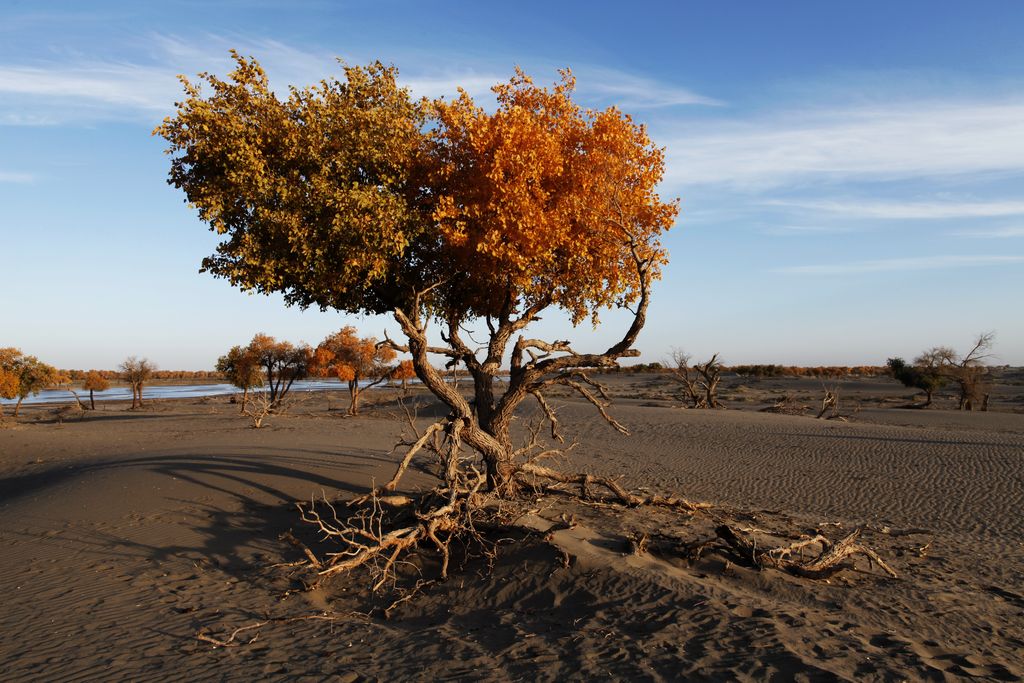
476, 411, 519, 493
348, 380, 360, 416
14, 396, 24, 417
137, 383, 144, 407
395, 310, 521, 493
89, 389, 96, 410
241, 386, 248, 414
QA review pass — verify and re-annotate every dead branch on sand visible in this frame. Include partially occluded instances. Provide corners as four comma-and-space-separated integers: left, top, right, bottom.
196, 613, 345, 649
815, 384, 848, 421
711, 525, 897, 579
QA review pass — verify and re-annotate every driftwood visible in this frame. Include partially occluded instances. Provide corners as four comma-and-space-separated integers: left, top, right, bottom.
714, 525, 897, 579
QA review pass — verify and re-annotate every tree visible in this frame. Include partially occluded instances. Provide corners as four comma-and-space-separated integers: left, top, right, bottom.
0, 349, 60, 417
120, 356, 156, 409
156, 55, 677, 494
82, 370, 110, 410
886, 356, 946, 407
936, 333, 994, 411
0, 348, 20, 417
245, 334, 309, 407
311, 327, 396, 415
391, 359, 416, 395
216, 345, 264, 413
668, 350, 723, 408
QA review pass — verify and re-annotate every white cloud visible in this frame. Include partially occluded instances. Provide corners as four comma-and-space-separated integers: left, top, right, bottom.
663, 100, 1024, 190
776, 254, 1024, 275
759, 224, 854, 236
0, 170, 34, 183
575, 67, 723, 109
0, 34, 720, 125
0, 64, 175, 110
950, 226, 1024, 238
766, 198, 1024, 219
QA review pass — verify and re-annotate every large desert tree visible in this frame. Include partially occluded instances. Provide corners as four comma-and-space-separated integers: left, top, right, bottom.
156, 54, 677, 494
311, 327, 396, 415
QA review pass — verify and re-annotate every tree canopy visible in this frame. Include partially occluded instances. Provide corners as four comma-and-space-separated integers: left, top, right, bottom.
0, 348, 61, 417
155, 53, 674, 327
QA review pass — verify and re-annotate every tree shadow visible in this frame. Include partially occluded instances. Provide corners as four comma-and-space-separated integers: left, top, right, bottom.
0, 450, 382, 506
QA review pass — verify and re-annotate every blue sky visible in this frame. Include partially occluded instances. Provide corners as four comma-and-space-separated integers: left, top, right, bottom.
2, 1, 1023, 369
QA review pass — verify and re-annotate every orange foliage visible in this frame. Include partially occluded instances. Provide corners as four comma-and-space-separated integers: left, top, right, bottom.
82, 371, 110, 392
392, 359, 416, 381
312, 327, 396, 414
429, 69, 675, 324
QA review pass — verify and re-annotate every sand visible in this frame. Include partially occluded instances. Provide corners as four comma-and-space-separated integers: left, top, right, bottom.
1, 377, 1022, 681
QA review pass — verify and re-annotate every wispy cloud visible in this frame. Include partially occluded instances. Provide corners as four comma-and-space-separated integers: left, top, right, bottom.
0, 33, 720, 125
950, 226, 1024, 238
576, 67, 723, 109
759, 224, 855, 236
776, 254, 1024, 275
0, 170, 34, 183
663, 100, 1024, 190
767, 198, 1024, 220
0, 63, 175, 110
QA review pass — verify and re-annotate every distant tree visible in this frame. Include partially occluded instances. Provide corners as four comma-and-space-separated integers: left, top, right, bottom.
216, 345, 264, 413
119, 356, 156, 409
391, 359, 416, 395
311, 326, 397, 415
246, 334, 309, 407
886, 356, 946, 407
0, 348, 23, 417
935, 332, 995, 411
0, 349, 61, 417
82, 371, 110, 410
669, 350, 723, 409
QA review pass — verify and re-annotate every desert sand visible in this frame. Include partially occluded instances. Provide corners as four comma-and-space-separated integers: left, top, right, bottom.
1, 374, 1022, 681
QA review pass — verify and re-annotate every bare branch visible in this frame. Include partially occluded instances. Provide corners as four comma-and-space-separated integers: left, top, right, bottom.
529, 389, 564, 443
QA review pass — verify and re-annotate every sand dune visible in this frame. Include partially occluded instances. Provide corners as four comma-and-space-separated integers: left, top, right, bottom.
1, 388, 1021, 680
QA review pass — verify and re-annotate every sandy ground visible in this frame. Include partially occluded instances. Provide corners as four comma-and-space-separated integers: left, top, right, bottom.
1, 376, 1022, 681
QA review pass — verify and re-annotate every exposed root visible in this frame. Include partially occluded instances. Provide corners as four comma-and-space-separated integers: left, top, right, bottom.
518, 462, 712, 512
298, 469, 489, 591
382, 420, 445, 492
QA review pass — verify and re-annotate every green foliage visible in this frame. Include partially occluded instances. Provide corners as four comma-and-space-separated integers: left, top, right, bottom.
216, 345, 264, 391
887, 356, 946, 403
